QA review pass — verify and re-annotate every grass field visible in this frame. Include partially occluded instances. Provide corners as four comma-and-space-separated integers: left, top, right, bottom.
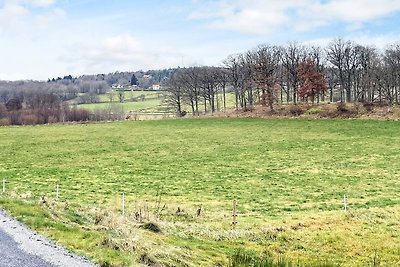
0, 118, 399, 266
79, 98, 167, 112
77, 90, 237, 114
78, 90, 171, 113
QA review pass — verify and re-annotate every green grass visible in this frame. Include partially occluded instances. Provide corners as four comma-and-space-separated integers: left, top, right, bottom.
77, 90, 237, 114
79, 98, 166, 112
97, 90, 163, 102
78, 90, 169, 113
0, 118, 399, 266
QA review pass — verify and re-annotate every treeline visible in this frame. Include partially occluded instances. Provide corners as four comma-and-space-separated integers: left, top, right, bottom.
0, 69, 175, 106
166, 39, 400, 116
0, 69, 174, 125
0, 93, 90, 126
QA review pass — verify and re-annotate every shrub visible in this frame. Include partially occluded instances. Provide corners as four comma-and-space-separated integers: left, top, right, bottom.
0, 118, 10, 126
0, 104, 8, 118
67, 108, 90, 122
336, 102, 348, 113
140, 222, 161, 233
8, 111, 21, 125
289, 105, 304, 116
306, 108, 321, 115
20, 114, 39, 125
363, 102, 374, 112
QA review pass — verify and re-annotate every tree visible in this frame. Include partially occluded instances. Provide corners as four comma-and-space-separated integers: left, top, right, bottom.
130, 74, 138, 86
281, 43, 307, 104
224, 55, 242, 111
5, 98, 23, 111
118, 90, 125, 103
298, 59, 327, 104
327, 39, 359, 102
252, 45, 281, 111
166, 71, 184, 116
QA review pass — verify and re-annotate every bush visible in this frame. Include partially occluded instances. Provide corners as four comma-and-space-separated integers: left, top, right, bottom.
48, 116, 59, 124
363, 102, 374, 112
67, 108, 90, 122
20, 114, 39, 125
336, 102, 350, 113
140, 222, 161, 233
289, 105, 304, 116
0, 104, 8, 118
0, 118, 10, 126
306, 108, 321, 115
336, 102, 348, 113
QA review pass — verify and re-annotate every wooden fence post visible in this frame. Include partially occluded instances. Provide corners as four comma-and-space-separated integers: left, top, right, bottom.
232, 200, 237, 229
56, 184, 59, 201
122, 192, 125, 216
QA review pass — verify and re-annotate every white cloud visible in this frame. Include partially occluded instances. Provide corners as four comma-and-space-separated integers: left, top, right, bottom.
0, 2, 28, 21
1, 1, 399, 81
1, 0, 56, 7
302, 33, 400, 50
67, 34, 186, 74
191, 0, 400, 34
30, 0, 56, 7
0, 0, 64, 34
190, 0, 302, 34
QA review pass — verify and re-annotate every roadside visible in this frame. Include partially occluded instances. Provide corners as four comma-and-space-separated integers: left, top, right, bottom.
0, 209, 97, 267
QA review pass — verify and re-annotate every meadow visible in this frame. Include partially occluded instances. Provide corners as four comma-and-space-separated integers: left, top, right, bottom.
0, 118, 399, 266
76, 90, 237, 114
77, 90, 171, 113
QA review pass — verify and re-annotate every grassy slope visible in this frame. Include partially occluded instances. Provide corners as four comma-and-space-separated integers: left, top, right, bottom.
78, 91, 169, 113
0, 118, 399, 266
77, 91, 237, 113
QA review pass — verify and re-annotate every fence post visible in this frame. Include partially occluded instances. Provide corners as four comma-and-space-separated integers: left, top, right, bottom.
122, 192, 125, 216
56, 184, 59, 201
232, 199, 237, 229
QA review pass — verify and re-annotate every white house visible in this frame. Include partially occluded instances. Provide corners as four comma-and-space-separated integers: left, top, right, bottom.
152, 84, 161, 90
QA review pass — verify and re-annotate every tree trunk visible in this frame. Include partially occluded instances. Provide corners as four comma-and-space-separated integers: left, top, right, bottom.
223, 85, 227, 112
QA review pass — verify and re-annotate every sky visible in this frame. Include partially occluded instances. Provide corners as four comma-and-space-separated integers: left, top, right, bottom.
1, 0, 400, 81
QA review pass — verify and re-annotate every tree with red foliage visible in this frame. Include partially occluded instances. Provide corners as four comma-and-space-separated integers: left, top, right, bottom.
297, 59, 327, 104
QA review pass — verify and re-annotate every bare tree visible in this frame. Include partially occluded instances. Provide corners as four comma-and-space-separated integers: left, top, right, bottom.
252, 45, 281, 111
165, 70, 184, 116
281, 43, 307, 104
224, 55, 242, 111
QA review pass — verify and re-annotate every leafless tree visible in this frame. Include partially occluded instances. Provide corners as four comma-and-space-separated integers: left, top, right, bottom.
281, 43, 307, 104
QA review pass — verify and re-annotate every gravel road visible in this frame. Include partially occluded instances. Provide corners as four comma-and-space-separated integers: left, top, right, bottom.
0, 209, 98, 267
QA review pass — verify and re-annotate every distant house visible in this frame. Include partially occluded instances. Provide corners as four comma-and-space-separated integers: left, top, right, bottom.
152, 84, 161, 90
112, 84, 124, 89
143, 74, 152, 79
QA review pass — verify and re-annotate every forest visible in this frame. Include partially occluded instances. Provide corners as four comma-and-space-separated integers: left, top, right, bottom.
166, 38, 400, 116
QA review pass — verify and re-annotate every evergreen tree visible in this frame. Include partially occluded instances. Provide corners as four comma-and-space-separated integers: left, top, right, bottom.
130, 74, 138, 86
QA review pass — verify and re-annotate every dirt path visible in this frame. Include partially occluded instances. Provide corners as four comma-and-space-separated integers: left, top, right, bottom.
0, 209, 97, 267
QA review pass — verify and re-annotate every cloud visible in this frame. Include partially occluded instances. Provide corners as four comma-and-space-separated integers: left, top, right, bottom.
302, 33, 400, 50
0, 2, 28, 20
30, 0, 56, 7
295, 0, 400, 31
190, 0, 301, 34
190, 0, 400, 34
1, 0, 56, 7
0, 0, 61, 32
68, 34, 185, 74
